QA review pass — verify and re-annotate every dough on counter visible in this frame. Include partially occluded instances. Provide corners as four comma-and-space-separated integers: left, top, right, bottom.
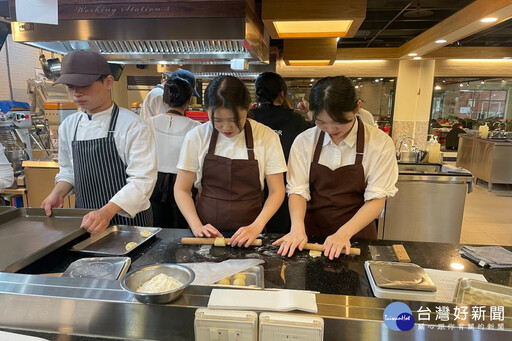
309, 250, 322, 258
140, 230, 152, 238
218, 278, 231, 285
233, 273, 246, 281
125, 242, 138, 251
136, 273, 183, 293
213, 237, 226, 247
233, 278, 246, 286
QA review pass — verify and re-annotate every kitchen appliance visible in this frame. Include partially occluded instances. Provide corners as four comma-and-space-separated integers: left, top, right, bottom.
364, 261, 437, 301
0, 107, 33, 174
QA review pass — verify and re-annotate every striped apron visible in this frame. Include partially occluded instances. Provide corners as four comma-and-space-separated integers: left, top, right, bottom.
72, 103, 152, 226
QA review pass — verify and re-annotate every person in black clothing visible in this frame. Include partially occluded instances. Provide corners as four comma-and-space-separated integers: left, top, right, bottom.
445, 123, 466, 150
251, 72, 312, 233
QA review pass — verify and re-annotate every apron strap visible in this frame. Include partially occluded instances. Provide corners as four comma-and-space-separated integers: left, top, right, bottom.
312, 130, 325, 164
167, 109, 184, 116
108, 103, 120, 135
206, 120, 255, 160
244, 120, 255, 160
355, 116, 365, 164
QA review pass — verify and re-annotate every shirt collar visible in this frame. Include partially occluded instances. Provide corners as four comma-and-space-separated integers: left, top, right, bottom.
81, 104, 114, 120
321, 119, 358, 148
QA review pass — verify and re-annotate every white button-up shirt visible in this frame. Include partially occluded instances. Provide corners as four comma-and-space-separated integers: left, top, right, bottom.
56, 105, 157, 217
287, 123, 398, 202
177, 119, 287, 189
140, 85, 168, 122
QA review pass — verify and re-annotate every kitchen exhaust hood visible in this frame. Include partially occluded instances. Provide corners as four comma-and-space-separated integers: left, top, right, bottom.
10, 1, 269, 65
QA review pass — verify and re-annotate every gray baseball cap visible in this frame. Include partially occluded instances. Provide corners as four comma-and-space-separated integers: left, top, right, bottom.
55, 50, 112, 87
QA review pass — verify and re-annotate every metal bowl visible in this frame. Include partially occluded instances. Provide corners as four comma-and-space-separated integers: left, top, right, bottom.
120, 264, 195, 304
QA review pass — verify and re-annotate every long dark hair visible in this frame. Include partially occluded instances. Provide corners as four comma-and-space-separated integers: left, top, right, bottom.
255, 72, 291, 109
309, 76, 358, 124
163, 76, 193, 108
204, 75, 251, 130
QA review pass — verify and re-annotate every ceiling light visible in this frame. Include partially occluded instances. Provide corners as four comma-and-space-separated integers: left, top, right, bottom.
450, 262, 464, 270
481, 81, 485, 84
413, 56, 422, 60
379, 78, 383, 80
374, 79, 379, 82
357, 77, 362, 80
460, 84, 463, 87
287, 60, 331, 66
408, 53, 417, 57
159, 61, 166, 65
263, 0, 366, 39
273, 20, 353, 38
481, 17, 498, 23
435, 39, 447, 44
310, 78, 314, 82
355, 85, 359, 89
434, 85, 442, 90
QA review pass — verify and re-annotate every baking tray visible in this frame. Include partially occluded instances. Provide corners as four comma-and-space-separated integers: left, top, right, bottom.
0, 207, 90, 272
453, 278, 512, 306
213, 265, 265, 289
368, 261, 437, 292
62, 257, 131, 280
70, 225, 161, 256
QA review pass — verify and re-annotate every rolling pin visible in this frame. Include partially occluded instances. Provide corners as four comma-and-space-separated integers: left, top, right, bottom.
303, 243, 361, 256
181, 237, 263, 247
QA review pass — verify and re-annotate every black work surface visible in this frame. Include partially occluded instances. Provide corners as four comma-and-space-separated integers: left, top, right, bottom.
19, 228, 512, 297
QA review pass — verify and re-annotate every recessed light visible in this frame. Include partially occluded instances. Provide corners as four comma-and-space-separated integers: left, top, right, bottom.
435, 39, 447, 44
413, 56, 422, 60
408, 53, 417, 57
481, 17, 498, 23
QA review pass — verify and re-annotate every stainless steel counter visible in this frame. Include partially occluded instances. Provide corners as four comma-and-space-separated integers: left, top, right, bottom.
380, 171, 472, 243
457, 135, 512, 191
1, 272, 511, 340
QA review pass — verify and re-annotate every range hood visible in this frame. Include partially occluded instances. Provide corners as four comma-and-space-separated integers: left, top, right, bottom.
10, 1, 269, 65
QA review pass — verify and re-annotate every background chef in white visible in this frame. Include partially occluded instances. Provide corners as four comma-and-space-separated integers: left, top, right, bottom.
41, 51, 157, 235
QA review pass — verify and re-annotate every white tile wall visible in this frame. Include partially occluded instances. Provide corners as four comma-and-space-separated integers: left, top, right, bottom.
0, 35, 49, 102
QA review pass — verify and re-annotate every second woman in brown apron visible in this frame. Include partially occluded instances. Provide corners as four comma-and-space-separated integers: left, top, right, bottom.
174, 76, 287, 247
274, 76, 399, 259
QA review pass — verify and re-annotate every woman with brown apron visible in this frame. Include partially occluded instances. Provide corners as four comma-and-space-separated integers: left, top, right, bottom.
174, 76, 287, 247
274, 76, 399, 259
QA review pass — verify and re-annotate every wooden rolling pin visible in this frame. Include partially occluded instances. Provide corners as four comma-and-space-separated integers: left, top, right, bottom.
303, 243, 361, 256
181, 237, 263, 247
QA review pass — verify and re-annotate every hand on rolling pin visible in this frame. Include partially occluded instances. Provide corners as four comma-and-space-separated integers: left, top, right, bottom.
323, 229, 352, 260
191, 223, 223, 238
272, 230, 308, 257
228, 222, 263, 248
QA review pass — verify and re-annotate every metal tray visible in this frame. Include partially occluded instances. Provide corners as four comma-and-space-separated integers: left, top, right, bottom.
453, 278, 512, 306
0, 208, 90, 272
368, 261, 437, 292
213, 265, 265, 289
70, 225, 161, 256
62, 257, 131, 280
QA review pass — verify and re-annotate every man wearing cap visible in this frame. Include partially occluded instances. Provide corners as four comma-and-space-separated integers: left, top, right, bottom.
41, 50, 157, 235
139, 69, 200, 121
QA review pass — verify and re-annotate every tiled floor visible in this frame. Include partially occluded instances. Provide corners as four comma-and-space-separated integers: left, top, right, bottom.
460, 182, 512, 245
